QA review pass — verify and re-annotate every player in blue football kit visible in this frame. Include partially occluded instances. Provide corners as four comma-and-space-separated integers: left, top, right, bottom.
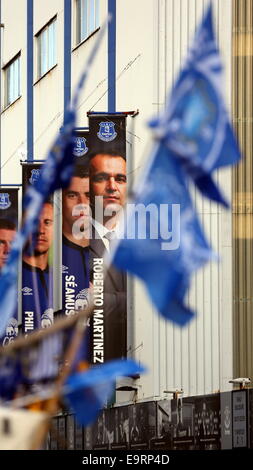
62, 164, 91, 365
22, 201, 54, 333
0, 219, 19, 346
22, 262, 54, 332
62, 237, 89, 316
62, 164, 90, 315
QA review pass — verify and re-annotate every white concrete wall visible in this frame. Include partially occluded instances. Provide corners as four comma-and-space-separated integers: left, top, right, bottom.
1, 0, 27, 184
0, 0, 235, 399
71, 0, 108, 126
33, 0, 64, 159
116, 0, 234, 399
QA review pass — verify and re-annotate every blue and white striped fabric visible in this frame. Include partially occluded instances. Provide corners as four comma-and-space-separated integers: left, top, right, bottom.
0, 18, 109, 337
113, 143, 214, 326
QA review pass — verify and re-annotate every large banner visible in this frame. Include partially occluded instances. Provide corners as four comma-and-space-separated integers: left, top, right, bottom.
61, 130, 91, 364
88, 114, 127, 362
0, 188, 19, 345
22, 164, 54, 333
62, 130, 90, 318
61, 117, 127, 363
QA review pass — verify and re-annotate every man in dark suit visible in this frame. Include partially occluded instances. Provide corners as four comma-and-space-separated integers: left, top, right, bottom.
89, 152, 127, 361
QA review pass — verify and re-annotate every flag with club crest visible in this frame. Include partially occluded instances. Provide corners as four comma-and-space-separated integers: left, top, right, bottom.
149, 3, 241, 207
111, 4, 241, 326
0, 19, 109, 337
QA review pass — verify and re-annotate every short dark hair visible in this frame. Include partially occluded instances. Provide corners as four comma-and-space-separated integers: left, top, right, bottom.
0, 219, 16, 231
72, 163, 89, 178
44, 198, 53, 206
89, 151, 126, 162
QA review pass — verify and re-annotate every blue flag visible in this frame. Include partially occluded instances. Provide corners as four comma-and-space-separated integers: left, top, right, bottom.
112, 142, 214, 326
149, 4, 241, 207
64, 359, 146, 425
0, 355, 23, 401
0, 19, 109, 337
111, 4, 241, 326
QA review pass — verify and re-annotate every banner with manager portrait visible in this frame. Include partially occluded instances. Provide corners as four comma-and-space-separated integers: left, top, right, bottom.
22, 164, 54, 333
0, 188, 19, 345
88, 113, 127, 363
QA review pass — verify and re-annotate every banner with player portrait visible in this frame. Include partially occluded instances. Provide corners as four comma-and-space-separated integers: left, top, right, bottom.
0, 188, 19, 345
88, 113, 127, 363
22, 164, 54, 333
62, 130, 90, 318
61, 129, 91, 363
0, 189, 18, 226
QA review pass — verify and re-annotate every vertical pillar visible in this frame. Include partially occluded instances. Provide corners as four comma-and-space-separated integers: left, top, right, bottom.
27, 0, 33, 161
108, 0, 116, 112
64, 0, 71, 122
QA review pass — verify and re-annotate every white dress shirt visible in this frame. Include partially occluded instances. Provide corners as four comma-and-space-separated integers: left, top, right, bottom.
92, 219, 116, 252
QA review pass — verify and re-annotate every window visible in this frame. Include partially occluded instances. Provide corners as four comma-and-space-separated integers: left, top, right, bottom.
37, 18, 56, 79
4, 54, 21, 107
76, 0, 100, 44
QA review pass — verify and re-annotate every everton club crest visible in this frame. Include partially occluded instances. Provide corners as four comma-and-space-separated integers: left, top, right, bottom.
73, 137, 88, 157
29, 169, 41, 185
97, 121, 117, 142
0, 193, 11, 210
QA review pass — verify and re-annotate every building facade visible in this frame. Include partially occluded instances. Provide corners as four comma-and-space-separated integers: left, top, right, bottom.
0, 0, 251, 407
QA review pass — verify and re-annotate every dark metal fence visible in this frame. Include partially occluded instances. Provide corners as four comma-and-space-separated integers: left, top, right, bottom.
48, 389, 253, 450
